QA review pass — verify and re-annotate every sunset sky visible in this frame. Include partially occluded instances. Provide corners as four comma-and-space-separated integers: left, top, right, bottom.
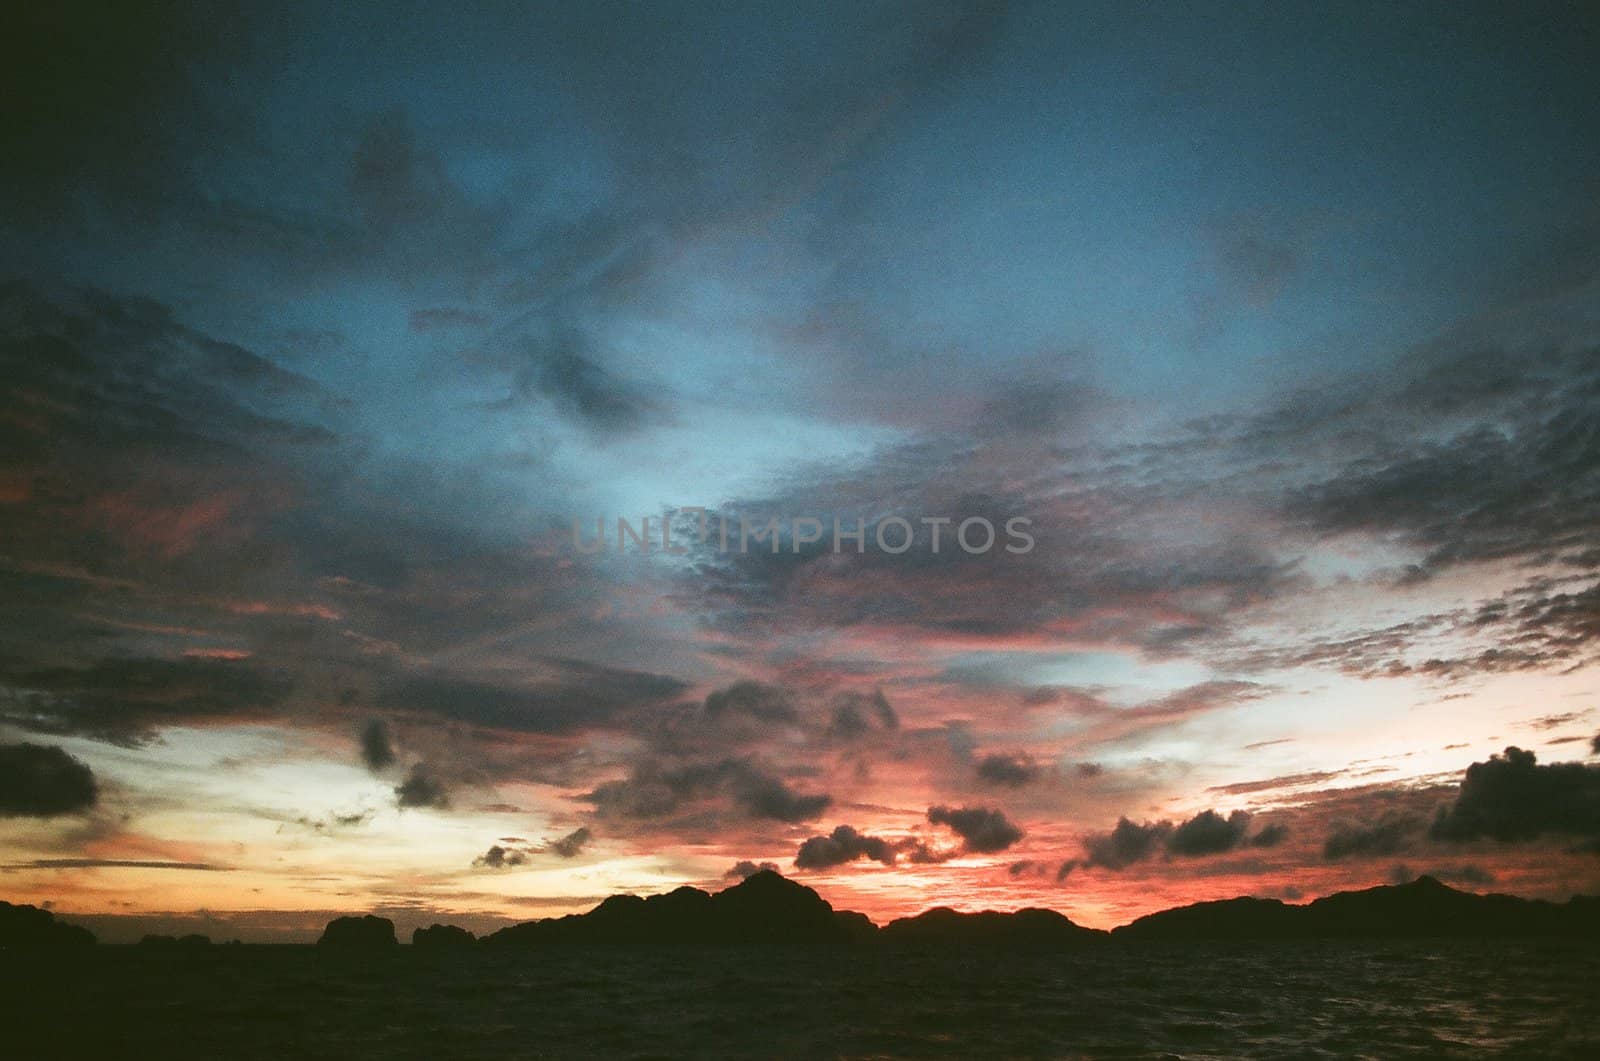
2, 2, 1598, 942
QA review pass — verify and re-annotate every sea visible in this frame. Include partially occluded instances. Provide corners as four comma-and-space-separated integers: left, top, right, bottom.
5, 940, 1598, 1059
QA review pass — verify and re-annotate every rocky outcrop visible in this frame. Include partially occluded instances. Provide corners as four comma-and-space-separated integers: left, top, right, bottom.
485, 870, 871, 946
0, 901, 95, 947
1114, 876, 1600, 941
316, 914, 397, 948
880, 906, 1105, 947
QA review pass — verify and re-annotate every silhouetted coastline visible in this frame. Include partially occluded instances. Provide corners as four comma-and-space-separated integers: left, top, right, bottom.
11, 870, 1597, 950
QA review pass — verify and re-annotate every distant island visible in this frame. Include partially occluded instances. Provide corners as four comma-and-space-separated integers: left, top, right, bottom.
7, 872, 1599, 949
0, 899, 95, 947
332, 871, 1600, 948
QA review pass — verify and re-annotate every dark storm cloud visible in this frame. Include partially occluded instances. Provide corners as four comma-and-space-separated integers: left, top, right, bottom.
395, 764, 450, 810
472, 827, 590, 868
679, 329, 1599, 679
4, 2, 1597, 921
827, 689, 899, 739
0, 285, 336, 466
1080, 808, 1282, 868
793, 825, 898, 870
4, 657, 291, 744
1082, 818, 1170, 870
473, 844, 526, 870
675, 460, 1298, 656
1166, 810, 1251, 857
1278, 345, 1600, 579
1323, 813, 1424, 860
7, 858, 222, 871
585, 757, 830, 824
975, 753, 1038, 787
44, 0, 1012, 433
926, 805, 1024, 853
730, 769, 832, 823
378, 661, 688, 735
976, 376, 1100, 437
0, 274, 662, 755
511, 330, 665, 433
1430, 746, 1600, 843
359, 719, 396, 772
546, 827, 592, 859
0, 743, 97, 817
703, 681, 797, 724
1249, 823, 1290, 848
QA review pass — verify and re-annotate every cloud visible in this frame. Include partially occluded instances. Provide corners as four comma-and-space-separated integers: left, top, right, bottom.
473, 845, 526, 870
5, 656, 291, 744
1166, 810, 1251, 857
472, 827, 591, 867
1430, 746, 1600, 843
545, 827, 592, 859
704, 681, 797, 724
1249, 823, 1290, 848
379, 661, 688, 735
395, 764, 450, 810
529, 350, 661, 433
1082, 818, 1170, 870
7, 858, 223, 871
1207, 770, 1346, 796
1080, 808, 1285, 868
1323, 813, 1423, 860
827, 689, 898, 738
724, 860, 779, 879
927, 805, 1024, 854
794, 825, 898, 870
585, 757, 830, 824
359, 719, 396, 772
1281, 347, 1600, 581
975, 753, 1038, 787
0, 744, 98, 816
1522, 712, 1589, 731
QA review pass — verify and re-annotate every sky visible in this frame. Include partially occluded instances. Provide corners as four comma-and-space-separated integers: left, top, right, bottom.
2, 1, 1598, 942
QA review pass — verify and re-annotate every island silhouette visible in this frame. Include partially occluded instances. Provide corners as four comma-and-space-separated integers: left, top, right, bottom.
13, 870, 1592, 950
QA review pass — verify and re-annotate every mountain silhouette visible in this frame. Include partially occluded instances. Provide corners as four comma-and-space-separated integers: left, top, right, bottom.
16, 872, 1598, 949
481, 872, 1600, 947
1115, 876, 1600, 941
317, 914, 397, 948
412, 923, 477, 948
485, 869, 872, 945
0, 900, 96, 947
880, 906, 1104, 947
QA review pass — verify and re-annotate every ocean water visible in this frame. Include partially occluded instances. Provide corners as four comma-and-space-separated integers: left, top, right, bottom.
6, 941, 1598, 1059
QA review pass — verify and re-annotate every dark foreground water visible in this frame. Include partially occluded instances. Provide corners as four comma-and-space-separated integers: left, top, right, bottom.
5, 941, 1598, 1059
